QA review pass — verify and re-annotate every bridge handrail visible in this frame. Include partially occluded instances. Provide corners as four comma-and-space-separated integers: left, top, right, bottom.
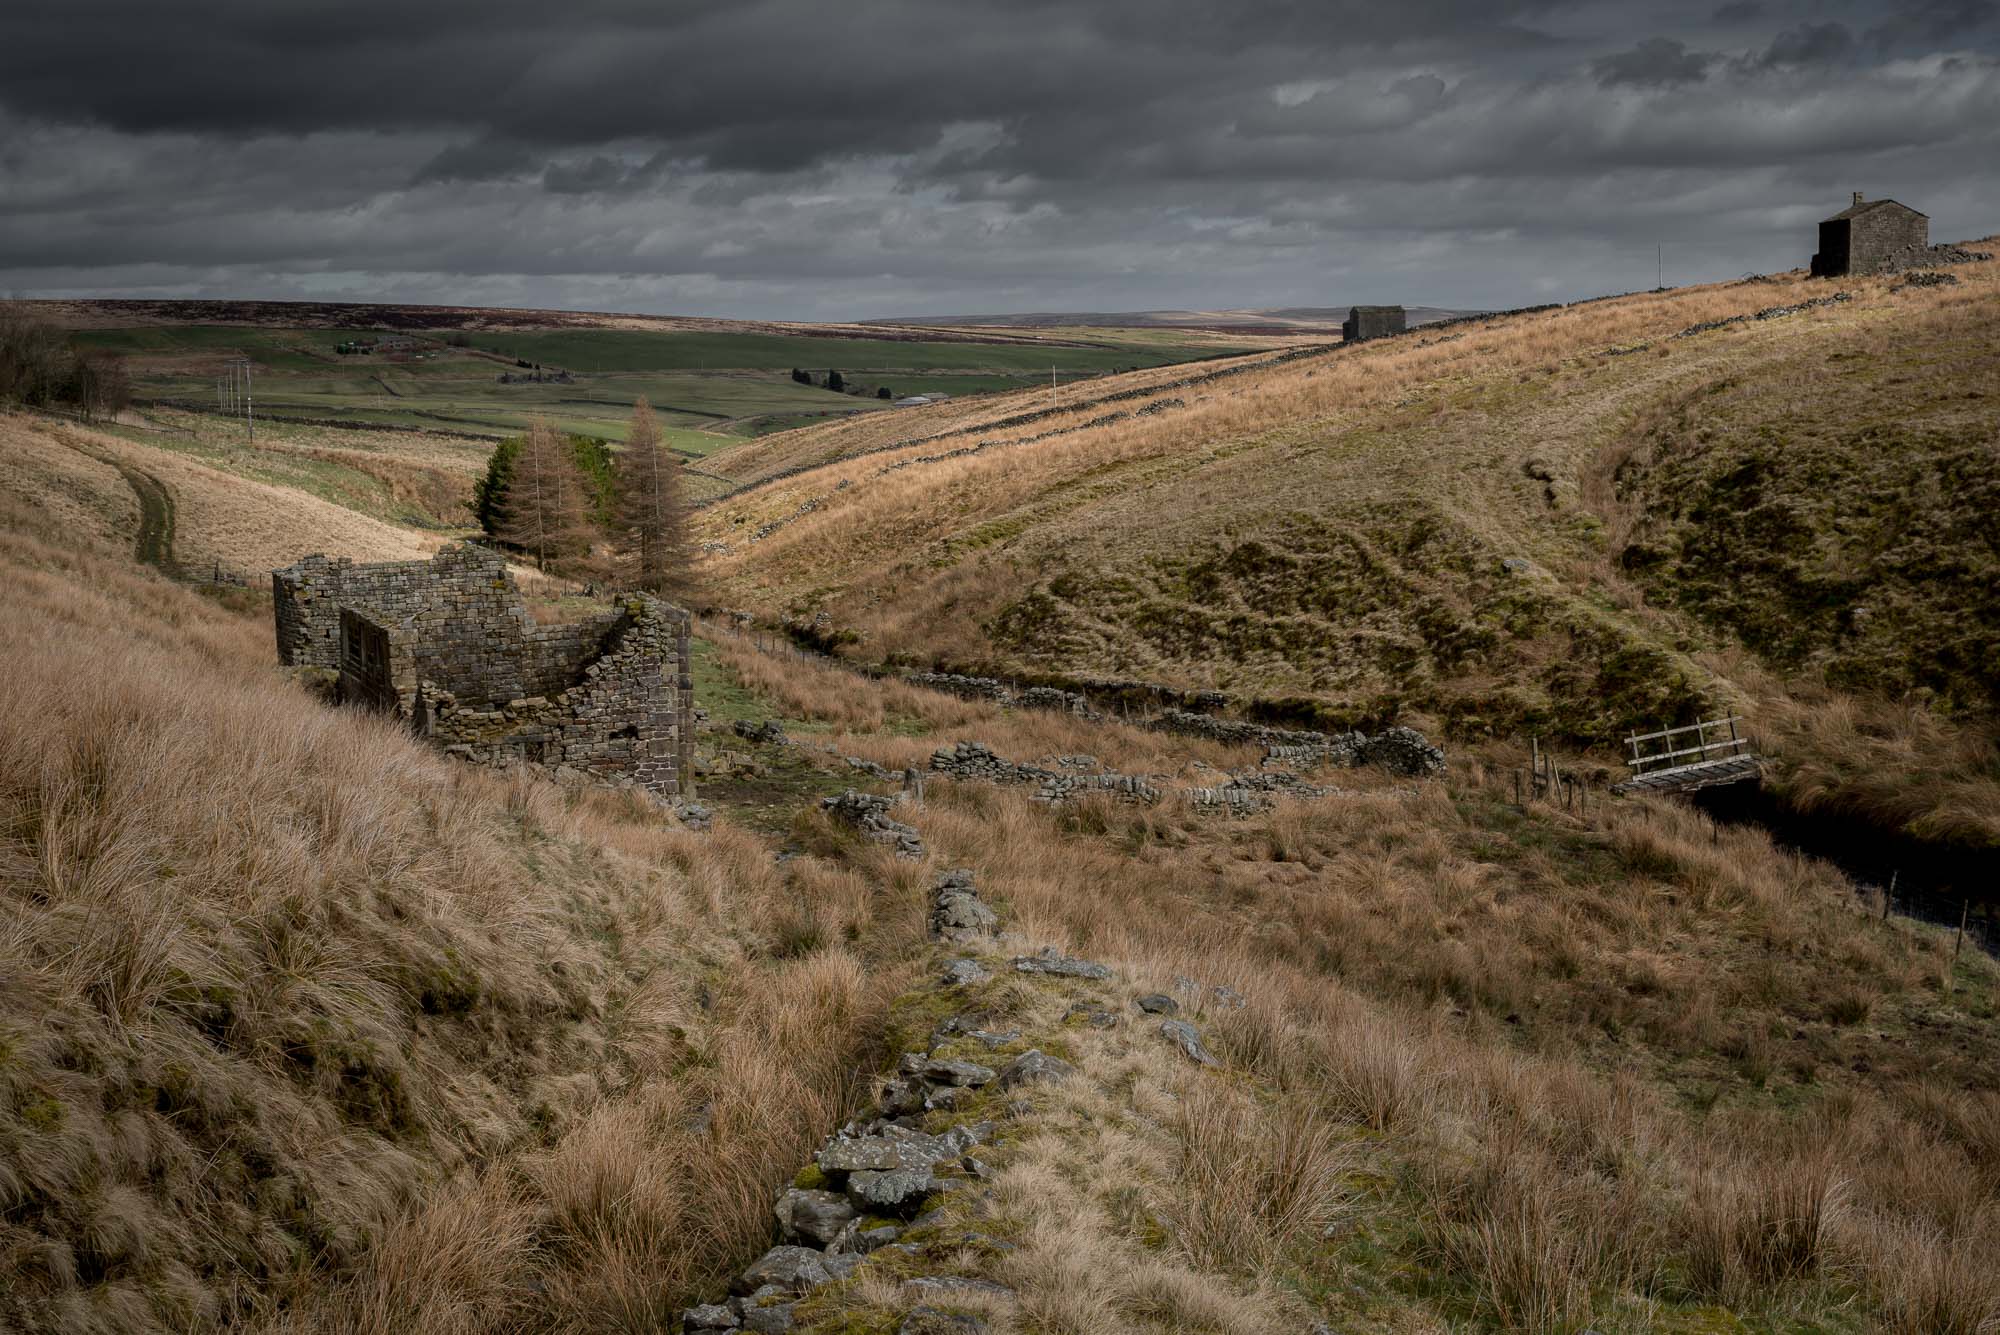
1624, 716, 1750, 774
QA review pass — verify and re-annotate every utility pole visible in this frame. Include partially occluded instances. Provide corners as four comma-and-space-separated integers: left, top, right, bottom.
228, 357, 254, 440
1051, 363, 1057, 391
1657, 245, 1663, 291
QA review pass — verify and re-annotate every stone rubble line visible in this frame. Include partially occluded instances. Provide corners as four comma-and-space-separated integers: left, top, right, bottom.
680, 867, 1229, 1334
1671, 290, 1852, 340
897, 674, 1446, 779
926, 740, 1385, 815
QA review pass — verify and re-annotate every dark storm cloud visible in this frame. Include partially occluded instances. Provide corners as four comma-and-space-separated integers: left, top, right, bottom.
1865, 0, 2000, 48
1758, 21, 1857, 67
1594, 37, 1721, 86
1, 0, 1997, 318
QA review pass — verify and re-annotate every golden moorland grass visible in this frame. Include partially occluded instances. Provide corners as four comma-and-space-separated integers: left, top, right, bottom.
2, 261, 1996, 1332
0, 493, 932, 1333
2, 412, 447, 573
692, 250, 2000, 845
709, 629, 2000, 1334
0, 466, 1995, 1330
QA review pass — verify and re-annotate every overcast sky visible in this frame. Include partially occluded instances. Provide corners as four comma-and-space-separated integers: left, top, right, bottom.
2, 0, 1996, 320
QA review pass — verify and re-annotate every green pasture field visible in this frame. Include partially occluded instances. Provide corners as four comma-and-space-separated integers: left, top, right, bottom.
72, 321, 1254, 443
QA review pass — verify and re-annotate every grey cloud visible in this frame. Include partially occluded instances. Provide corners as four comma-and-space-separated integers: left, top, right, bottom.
1865, 0, 1999, 48
1594, 37, 1721, 86
417, 138, 537, 186
1758, 21, 1857, 66
0, 1, 1996, 320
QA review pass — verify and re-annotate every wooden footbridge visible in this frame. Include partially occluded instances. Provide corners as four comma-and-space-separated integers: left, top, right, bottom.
1611, 716, 1763, 796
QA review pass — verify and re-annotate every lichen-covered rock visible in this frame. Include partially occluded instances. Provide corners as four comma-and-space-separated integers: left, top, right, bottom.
1160, 1018, 1220, 1067
998, 1049, 1075, 1089
734, 1245, 831, 1295
1011, 948, 1111, 980
740, 1304, 796, 1334
1064, 1003, 1118, 1029
847, 1166, 939, 1212
942, 959, 990, 987
733, 718, 787, 745
774, 1188, 856, 1247
919, 1056, 996, 1086
1135, 993, 1179, 1016
682, 1303, 740, 1331
900, 1276, 1018, 1302
930, 868, 1000, 942
1359, 726, 1447, 777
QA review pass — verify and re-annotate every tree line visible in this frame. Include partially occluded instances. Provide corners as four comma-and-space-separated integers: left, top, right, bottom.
0, 311, 133, 421
791, 367, 895, 399
473, 397, 699, 603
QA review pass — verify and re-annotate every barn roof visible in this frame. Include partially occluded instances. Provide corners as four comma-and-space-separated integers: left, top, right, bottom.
1827, 198, 1926, 222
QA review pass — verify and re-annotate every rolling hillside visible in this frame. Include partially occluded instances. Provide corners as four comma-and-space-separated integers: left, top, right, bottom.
4, 264, 2000, 1334
695, 249, 2000, 846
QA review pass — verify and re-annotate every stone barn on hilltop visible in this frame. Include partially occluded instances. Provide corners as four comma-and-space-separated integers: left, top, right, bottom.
1811, 193, 1928, 277
273, 543, 694, 797
1343, 305, 1407, 343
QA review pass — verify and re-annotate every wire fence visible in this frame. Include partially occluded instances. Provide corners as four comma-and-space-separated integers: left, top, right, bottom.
1876, 874, 2000, 961
180, 557, 260, 590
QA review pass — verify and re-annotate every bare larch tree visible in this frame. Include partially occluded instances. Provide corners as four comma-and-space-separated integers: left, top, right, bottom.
614, 397, 698, 600
498, 419, 594, 572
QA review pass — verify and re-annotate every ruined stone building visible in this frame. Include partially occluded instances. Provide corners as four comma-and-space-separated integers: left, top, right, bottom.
1811, 193, 1928, 277
273, 543, 694, 797
1342, 305, 1407, 343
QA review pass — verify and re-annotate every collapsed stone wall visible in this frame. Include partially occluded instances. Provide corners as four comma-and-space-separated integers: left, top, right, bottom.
275, 544, 615, 706
273, 544, 694, 797
1148, 710, 1446, 777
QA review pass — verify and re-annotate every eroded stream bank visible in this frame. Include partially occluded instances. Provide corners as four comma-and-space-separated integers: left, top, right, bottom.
1694, 780, 2000, 956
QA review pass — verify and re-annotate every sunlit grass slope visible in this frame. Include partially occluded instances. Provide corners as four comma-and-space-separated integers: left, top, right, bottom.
697, 250, 2000, 843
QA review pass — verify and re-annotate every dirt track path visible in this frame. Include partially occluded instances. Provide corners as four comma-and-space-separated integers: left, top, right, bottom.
116, 461, 177, 573
60, 433, 178, 573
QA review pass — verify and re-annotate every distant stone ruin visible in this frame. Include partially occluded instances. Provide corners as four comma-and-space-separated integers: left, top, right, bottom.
1342, 305, 1407, 343
1811, 193, 1927, 277
273, 543, 694, 797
